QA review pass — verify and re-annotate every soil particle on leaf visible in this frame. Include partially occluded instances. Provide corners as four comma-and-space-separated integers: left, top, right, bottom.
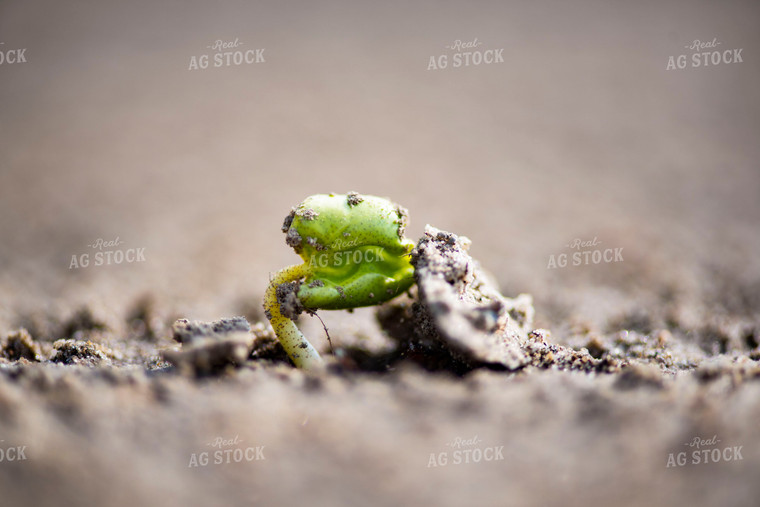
297, 208, 319, 221
305, 236, 325, 250
346, 191, 364, 207
285, 228, 303, 250
395, 205, 409, 239
281, 208, 296, 232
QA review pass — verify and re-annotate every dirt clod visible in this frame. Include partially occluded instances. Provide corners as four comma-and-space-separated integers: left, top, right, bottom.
281, 208, 296, 232
276, 282, 305, 320
171, 317, 250, 345
1, 328, 42, 362
51, 339, 116, 366
395, 205, 409, 239
285, 228, 303, 250
346, 191, 364, 207
378, 225, 530, 372
298, 208, 319, 220
163, 317, 255, 376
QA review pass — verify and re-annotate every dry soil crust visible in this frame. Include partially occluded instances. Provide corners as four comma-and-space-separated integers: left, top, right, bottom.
0, 227, 758, 507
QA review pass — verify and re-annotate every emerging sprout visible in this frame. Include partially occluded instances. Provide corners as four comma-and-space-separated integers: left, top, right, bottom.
264, 192, 415, 369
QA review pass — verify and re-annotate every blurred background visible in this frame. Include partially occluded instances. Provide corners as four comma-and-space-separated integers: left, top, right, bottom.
1, 2, 759, 506
1, 0, 758, 338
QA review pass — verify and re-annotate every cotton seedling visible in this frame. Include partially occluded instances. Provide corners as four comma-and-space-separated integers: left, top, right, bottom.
264, 192, 414, 369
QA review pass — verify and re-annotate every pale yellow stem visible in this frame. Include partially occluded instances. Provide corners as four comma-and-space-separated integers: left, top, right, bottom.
264, 263, 323, 369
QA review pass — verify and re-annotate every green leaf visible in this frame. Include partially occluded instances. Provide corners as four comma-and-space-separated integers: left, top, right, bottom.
283, 192, 415, 309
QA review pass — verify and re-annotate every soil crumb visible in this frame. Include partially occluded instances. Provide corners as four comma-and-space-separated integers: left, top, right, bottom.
51, 339, 117, 366
163, 317, 254, 376
1, 329, 42, 362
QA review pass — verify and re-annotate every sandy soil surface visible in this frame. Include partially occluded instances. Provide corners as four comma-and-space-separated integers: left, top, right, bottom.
1, 0, 759, 506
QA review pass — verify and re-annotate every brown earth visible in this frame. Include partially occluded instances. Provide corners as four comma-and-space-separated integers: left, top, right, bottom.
1, 0, 759, 506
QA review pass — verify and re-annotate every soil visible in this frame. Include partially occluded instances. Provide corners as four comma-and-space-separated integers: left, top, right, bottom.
1, 224, 759, 507
1, 1, 759, 506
